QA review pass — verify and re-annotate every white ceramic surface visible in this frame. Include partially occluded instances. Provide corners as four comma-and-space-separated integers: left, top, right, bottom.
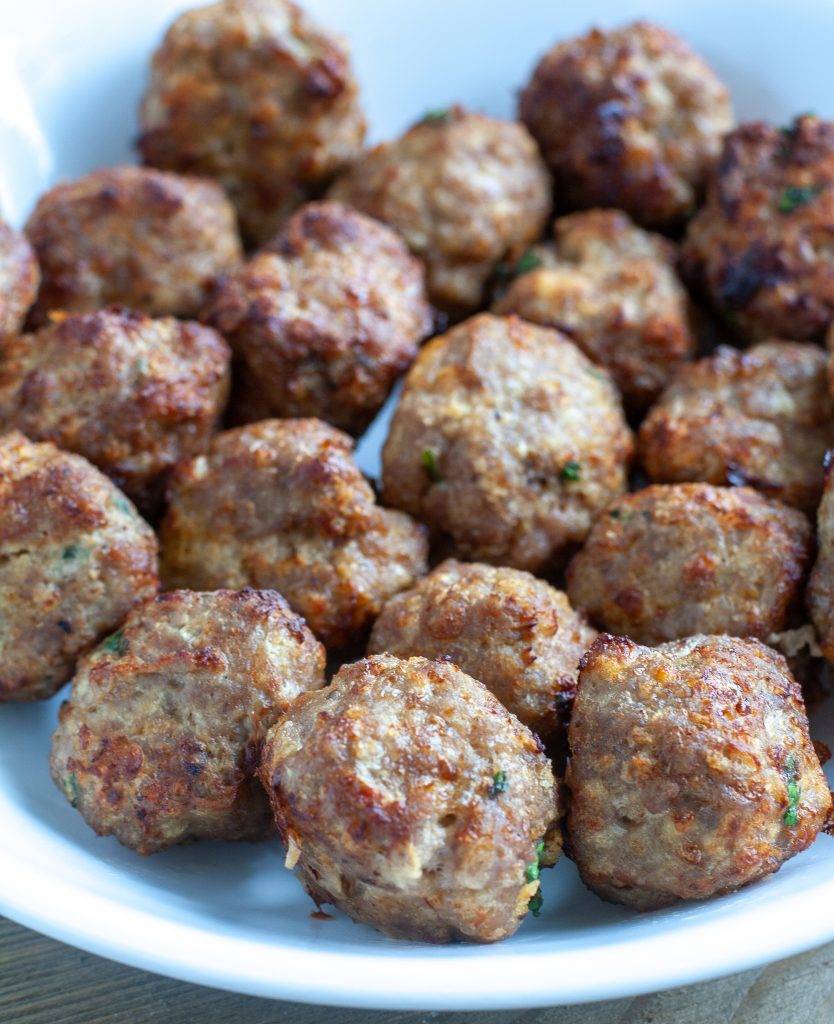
2, 0, 834, 1010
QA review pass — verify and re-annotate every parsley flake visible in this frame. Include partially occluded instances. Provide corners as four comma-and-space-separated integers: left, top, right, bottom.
528, 891, 544, 917
784, 754, 801, 826
62, 545, 78, 560
561, 460, 581, 482
102, 629, 128, 657
777, 185, 823, 213
421, 108, 452, 125
490, 769, 509, 798
514, 249, 543, 276
420, 447, 442, 483
525, 839, 545, 883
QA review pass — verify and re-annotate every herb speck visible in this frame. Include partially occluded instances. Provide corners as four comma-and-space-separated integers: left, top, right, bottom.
421, 447, 442, 483
784, 754, 801, 826
102, 629, 129, 657
489, 769, 509, 798
778, 185, 823, 213
561, 460, 581, 482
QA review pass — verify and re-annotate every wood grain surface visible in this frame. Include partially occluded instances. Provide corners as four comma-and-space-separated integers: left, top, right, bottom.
2, 918, 834, 1024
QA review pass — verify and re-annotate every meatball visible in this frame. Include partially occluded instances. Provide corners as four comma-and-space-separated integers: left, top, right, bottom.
567, 633, 831, 910
329, 107, 551, 313
368, 560, 596, 742
519, 21, 733, 230
25, 166, 242, 324
0, 432, 158, 701
0, 219, 38, 337
381, 313, 633, 573
259, 654, 559, 943
159, 418, 427, 647
682, 117, 834, 342
139, 0, 366, 247
0, 309, 231, 517
50, 588, 325, 854
638, 341, 834, 513
807, 459, 834, 662
494, 210, 695, 410
566, 483, 812, 646
204, 202, 432, 435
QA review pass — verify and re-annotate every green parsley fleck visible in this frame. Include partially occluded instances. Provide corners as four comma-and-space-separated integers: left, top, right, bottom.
560, 460, 582, 482
114, 497, 131, 515
62, 545, 78, 560
102, 629, 128, 657
421, 107, 452, 125
784, 754, 801, 826
525, 839, 545, 883
777, 185, 823, 213
420, 447, 442, 483
609, 509, 622, 520
64, 773, 81, 809
585, 365, 608, 382
490, 769, 509, 798
528, 890, 544, 917
514, 249, 542, 276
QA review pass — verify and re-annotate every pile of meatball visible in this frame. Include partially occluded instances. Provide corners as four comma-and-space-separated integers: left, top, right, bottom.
3, 0, 834, 946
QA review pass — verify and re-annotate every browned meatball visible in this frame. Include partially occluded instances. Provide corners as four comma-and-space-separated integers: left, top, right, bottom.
50, 589, 325, 854
382, 314, 632, 573
567, 633, 831, 910
0, 309, 230, 517
638, 341, 834, 513
25, 166, 242, 324
519, 22, 733, 231
368, 560, 596, 742
493, 210, 695, 410
0, 220, 38, 337
259, 654, 560, 943
204, 202, 432, 435
160, 418, 427, 647
0, 432, 158, 701
566, 483, 812, 645
682, 117, 834, 342
330, 107, 551, 313
139, 0, 366, 246
807, 460, 834, 662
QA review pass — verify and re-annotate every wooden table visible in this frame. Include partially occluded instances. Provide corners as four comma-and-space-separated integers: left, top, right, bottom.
2, 917, 834, 1024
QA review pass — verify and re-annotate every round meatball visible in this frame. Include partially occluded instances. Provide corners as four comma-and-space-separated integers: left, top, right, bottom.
519, 21, 733, 230
50, 588, 325, 854
329, 107, 551, 313
567, 633, 831, 910
160, 418, 427, 647
139, 0, 366, 247
493, 209, 695, 411
259, 653, 560, 943
0, 432, 159, 701
566, 483, 812, 646
807, 459, 834, 662
368, 560, 596, 742
381, 313, 633, 573
682, 116, 834, 342
638, 341, 834, 514
25, 166, 242, 324
0, 309, 231, 517
0, 219, 38, 337
204, 202, 432, 435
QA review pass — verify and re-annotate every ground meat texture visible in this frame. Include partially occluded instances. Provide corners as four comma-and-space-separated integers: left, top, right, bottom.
567, 633, 831, 911
567, 483, 812, 646
159, 418, 427, 648
493, 210, 695, 411
381, 314, 632, 573
807, 461, 834, 662
204, 202, 431, 436
368, 560, 596, 742
0, 433, 158, 701
259, 653, 559, 943
681, 117, 834, 342
638, 341, 834, 514
329, 107, 551, 314
519, 22, 733, 231
0, 309, 230, 518
50, 588, 325, 854
139, 0, 366, 247
0, 220, 39, 337
25, 166, 242, 325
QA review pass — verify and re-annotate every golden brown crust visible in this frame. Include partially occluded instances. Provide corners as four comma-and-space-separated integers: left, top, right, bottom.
566, 483, 812, 645
139, 0, 366, 246
0, 220, 39, 337
567, 633, 831, 910
259, 653, 559, 943
807, 460, 834, 662
49, 588, 325, 854
0, 432, 159, 701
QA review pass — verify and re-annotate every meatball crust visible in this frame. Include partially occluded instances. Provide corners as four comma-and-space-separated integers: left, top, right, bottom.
329, 107, 551, 313
682, 117, 834, 342
519, 21, 733, 230
566, 483, 812, 646
567, 633, 831, 910
0, 309, 231, 517
25, 166, 242, 324
139, 0, 366, 246
0, 432, 159, 701
50, 588, 325, 854
807, 460, 834, 662
259, 654, 560, 943
0, 220, 39, 337
381, 313, 633, 573
368, 560, 596, 741
160, 418, 427, 647
638, 341, 834, 513
204, 202, 432, 435
494, 209, 695, 410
